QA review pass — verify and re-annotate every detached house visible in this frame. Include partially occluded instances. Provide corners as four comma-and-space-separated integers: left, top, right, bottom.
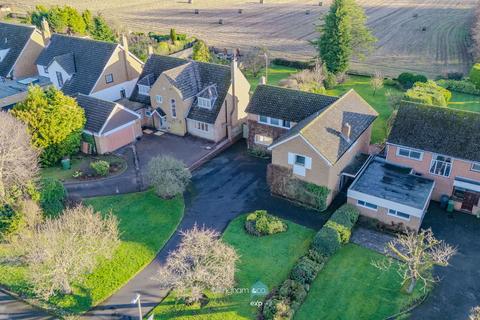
129, 54, 250, 142
246, 86, 378, 209
36, 34, 143, 101
348, 103, 480, 231
0, 21, 49, 79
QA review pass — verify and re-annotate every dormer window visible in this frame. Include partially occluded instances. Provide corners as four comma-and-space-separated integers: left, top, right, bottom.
198, 97, 212, 109
138, 84, 150, 96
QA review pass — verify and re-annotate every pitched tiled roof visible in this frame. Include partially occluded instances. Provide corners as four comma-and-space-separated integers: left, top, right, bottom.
0, 22, 36, 77
49, 52, 76, 74
76, 94, 117, 133
130, 54, 188, 104
163, 62, 201, 99
36, 34, 117, 95
388, 102, 480, 162
270, 90, 378, 164
246, 85, 339, 122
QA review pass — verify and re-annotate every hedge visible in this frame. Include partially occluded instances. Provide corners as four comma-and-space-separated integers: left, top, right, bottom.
404, 81, 452, 107
271, 58, 314, 70
261, 204, 360, 320
469, 63, 480, 88
437, 79, 480, 96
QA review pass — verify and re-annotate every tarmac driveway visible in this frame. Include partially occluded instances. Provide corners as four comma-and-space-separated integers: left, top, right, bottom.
410, 204, 480, 320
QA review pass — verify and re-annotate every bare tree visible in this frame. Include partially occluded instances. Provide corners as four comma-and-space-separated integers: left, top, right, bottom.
155, 225, 239, 304
243, 47, 269, 78
373, 229, 456, 294
0, 112, 39, 204
15, 205, 119, 299
470, 306, 480, 320
147, 156, 191, 199
370, 70, 384, 96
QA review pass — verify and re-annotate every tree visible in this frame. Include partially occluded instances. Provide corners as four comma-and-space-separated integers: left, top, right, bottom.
12, 86, 86, 166
373, 229, 456, 294
0, 112, 39, 205
63, 6, 87, 34
243, 47, 269, 77
317, 0, 375, 74
170, 28, 177, 44
470, 306, 480, 320
15, 205, 119, 299
155, 225, 238, 304
39, 178, 67, 218
370, 70, 384, 96
192, 40, 211, 62
82, 9, 94, 33
147, 156, 191, 199
91, 14, 117, 42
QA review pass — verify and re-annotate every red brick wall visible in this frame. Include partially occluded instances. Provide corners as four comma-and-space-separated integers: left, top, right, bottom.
247, 119, 288, 151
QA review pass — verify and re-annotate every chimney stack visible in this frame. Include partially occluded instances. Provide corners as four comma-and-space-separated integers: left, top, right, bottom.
40, 18, 51, 44
121, 34, 131, 80
259, 76, 266, 85
147, 45, 154, 56
341, 123, 352, 141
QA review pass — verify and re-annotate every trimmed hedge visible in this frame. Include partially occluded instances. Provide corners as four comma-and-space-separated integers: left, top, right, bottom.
404, 80, 452, 106
271, 58, 314, 70
261, 204, 360, 320
437, 79, 480, 96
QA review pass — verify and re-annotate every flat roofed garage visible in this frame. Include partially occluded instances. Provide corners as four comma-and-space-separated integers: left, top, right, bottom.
347, 157, 435, 231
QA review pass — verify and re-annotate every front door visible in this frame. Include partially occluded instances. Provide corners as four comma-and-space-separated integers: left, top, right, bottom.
461, 191, 480, 212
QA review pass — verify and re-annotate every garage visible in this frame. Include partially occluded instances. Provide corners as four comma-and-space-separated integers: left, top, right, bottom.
76, 94, 142, 154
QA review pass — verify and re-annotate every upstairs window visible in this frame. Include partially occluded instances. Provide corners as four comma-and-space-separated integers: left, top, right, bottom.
430, 155, 452, 177
56, 71, 64, 87
198, 97, 212, 109
138, 84, 150, 96
155, 95, 163, 104
105, 73, 114, 84
258, 115, 291, 128
397, 147, 423, 161
171, 99, 177, 118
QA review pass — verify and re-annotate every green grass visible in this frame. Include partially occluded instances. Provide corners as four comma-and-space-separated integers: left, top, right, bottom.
41, 154, 127, 181
0, 190, 184, 314
295, 244, 427, 320
151, 214, 315, 319
447, 91, 480, 113
246, 64, 298, 92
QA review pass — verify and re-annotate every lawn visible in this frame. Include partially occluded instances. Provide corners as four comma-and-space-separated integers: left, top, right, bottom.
246, 64, 298, 92
0, 190, 184, 314
295, 244, 428, 320
151, 214, 316, 319
41, 154, 127, 182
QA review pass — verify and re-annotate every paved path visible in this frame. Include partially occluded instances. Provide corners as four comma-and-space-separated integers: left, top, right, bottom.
350, 226, 396, 256
0, 289, 53, 320
410, 204, 480, 320
85, 142, 328, 319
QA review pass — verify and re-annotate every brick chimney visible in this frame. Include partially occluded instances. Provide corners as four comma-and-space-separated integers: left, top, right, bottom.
227, 53, 239, 141
341, 122, 352, 141
40, 18, 51, 45
121, 34, 130, 80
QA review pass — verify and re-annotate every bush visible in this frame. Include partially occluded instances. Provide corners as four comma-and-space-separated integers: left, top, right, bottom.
147, 155, 192, 199
0, 204, 23, 239
329, 204, 360, 229
397, 72, 428, 89
245, 210, 287, 236
469, 63, 480, 88
311, 225, 341, 256
262, 297, 293, 320
383, 78, 398, 86
323, 72, 337, 89
404, 80, 452, 106
290, 256, 323, 285
90, 160, 110, 176
446, 72, 464, 80
278, 279, 308, 310
39, 178, 67, 218
271, 58, 313, 70
437, 79, 480, 95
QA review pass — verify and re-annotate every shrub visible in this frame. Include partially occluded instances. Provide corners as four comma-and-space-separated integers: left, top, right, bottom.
290, 256, 323, 285
383, 78, 398, 86
262, 297, 293, 320
437, 79, 480, 95
469, 63, 480, 88
278, 279, 308, 310
446, 72, 464, 80
0, 204, 23, 239
39, 178, 67, 218
271, 58, 313, 70
306, 249, 327, 264
147, 155, 192, 199
311, 225, 341, 256
90, 160, 110, 176
323, 72, 337, 89
404, 80, 452, 106
397, 72, 428, 89
244, 210, 287, 236
329, 204, 360, 229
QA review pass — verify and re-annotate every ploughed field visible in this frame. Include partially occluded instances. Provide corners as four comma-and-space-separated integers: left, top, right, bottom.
14, 0, 476, 77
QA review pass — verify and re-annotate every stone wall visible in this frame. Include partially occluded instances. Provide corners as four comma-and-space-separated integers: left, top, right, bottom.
247, 119, 288, 151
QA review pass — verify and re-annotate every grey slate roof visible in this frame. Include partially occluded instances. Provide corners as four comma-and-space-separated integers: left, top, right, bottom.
246, 85, 339, 122
36, 34, 117, 95
388, 102, 480, 162
164, 62, 202, 99
130, 54, 188, 104
49, 52, 76, 74
0, 22, 36, 77
349, 157, 435, 210
76, 94, 117, 133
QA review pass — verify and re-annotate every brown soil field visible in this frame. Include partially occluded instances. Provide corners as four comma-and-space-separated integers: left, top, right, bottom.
10, 0, 476, 77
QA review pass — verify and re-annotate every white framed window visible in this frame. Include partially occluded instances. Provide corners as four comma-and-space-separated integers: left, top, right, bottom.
254, 134, 273, 146
388, 209, 410, 221
171, 99, 177, 118
295, 155, 306, 166
430, 155, 452, 177
396, 147, 423, 161
105, 73, 114, 84
357, 200, 378, 211
138, 84, 150, 96
196, 122, 209, 132
471, 163, 480, 173
198, 97, 212, 109
155, 95, 163, 104
258, 115, 291, 128
56, 71, 64, 87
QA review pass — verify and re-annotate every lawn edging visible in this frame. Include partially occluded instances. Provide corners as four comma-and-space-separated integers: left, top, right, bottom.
260, 204, 360, 320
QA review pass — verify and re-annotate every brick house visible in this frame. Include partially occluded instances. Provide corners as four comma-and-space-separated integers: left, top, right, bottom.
246, 86, 378, 209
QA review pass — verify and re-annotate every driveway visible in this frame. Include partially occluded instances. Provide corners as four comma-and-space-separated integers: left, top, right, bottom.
85, 142, 329, 319
0, 289, 53, 320
410, 203, 480, 320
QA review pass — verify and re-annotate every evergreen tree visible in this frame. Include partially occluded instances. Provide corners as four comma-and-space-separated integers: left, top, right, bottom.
346, 0, 376, 59
91, 14, 117, 43
192, 40, 211, 62
170, 28, 177, 44
82, 10, 95, 34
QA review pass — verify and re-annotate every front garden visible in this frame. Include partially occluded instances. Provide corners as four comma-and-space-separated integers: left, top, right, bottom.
151, 213, 315, 319
0, 190, 184, 315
